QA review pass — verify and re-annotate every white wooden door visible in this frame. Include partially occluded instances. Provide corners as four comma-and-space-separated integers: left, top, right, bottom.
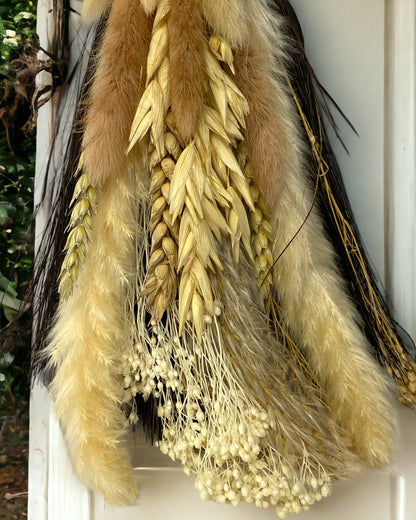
29, 1, 416, 519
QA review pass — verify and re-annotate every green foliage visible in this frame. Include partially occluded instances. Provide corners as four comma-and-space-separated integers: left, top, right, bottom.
0, 0, 36, 414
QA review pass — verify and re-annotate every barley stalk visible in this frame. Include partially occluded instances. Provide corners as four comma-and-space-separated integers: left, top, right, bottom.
59, 168, 98, 299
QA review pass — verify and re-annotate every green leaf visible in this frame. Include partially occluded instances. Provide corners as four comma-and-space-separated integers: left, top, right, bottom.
0, 290, 22, 311
0, 272, 17, 297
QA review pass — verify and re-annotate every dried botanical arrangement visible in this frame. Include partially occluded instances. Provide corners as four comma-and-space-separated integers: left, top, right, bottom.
33, 0, 416, 517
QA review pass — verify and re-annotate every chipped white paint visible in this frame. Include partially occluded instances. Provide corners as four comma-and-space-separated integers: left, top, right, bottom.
30, 1, 416, 519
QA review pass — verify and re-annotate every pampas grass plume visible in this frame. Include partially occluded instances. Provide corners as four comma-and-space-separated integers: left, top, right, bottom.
47, 169, 142, 504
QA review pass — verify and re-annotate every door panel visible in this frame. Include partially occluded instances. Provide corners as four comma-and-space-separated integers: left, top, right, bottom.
92, 406, 415, 520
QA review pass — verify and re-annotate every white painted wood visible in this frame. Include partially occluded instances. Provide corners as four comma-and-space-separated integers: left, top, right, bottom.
29, 1, 57, 518
384, 0, 416, 341
28, 382, 49, 519
291, 0, 386, 282
29, 1, 94, 518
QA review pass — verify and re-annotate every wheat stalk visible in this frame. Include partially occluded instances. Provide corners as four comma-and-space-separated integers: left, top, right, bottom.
59, 167, 97, 299
141, 131, 180, 322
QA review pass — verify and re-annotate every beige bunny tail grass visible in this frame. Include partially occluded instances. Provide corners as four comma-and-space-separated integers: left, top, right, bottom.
201, 0, 249, 48
167, 0, 206, 141
82, 0, 152, 186
46, 166, 146, 505
81, 0, 112, 24
271, 156, 396, 466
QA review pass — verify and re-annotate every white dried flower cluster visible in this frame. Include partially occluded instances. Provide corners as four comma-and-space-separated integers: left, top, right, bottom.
120, 315, 333, 517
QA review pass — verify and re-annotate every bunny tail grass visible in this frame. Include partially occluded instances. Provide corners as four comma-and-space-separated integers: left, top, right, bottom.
201, 0, 249, 48
167, 0, 206, 141
233, 45, 288, 209
140, 0, 158, 15
82, 0, 152, 186
46, 167, 146, 504
81, 0, 112, 24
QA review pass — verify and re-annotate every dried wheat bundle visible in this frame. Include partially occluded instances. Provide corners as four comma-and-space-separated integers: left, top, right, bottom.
39, 0, 411, 516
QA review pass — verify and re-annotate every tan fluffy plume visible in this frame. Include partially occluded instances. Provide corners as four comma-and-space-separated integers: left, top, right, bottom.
167, 0, 206, 141
234, 45, 288, 209
82, 0, 152, 186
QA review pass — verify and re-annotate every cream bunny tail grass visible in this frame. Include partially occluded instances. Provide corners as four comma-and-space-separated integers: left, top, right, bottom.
82, 0, 152, 186
167, 0, 206, 141
201, 0, 249, 48
140, 0, 158, 15
46, 166, 147, 505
